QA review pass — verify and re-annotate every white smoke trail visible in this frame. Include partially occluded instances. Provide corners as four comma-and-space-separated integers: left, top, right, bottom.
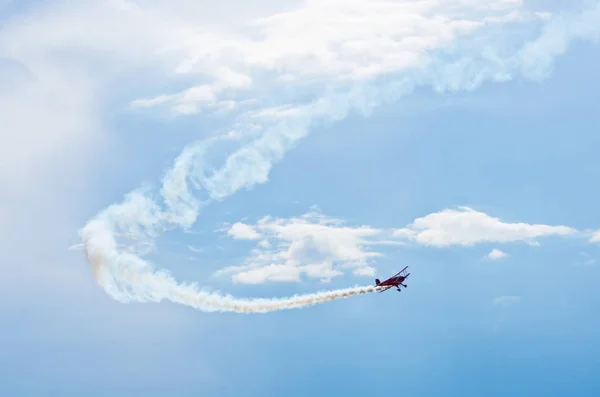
80, 2, 600, 313
81, 85, 402, 313
82, 216, 382, 313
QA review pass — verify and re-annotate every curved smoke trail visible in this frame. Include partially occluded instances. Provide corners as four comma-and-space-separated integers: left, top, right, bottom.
80, 85, 404, 314
82, 215, 382, 313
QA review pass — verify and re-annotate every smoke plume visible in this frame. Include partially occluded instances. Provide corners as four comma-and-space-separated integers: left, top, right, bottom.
82, 216, 381, 313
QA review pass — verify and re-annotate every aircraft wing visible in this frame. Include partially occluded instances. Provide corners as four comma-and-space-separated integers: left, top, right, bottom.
377, 285, 393, 293
388, 266, 409, 278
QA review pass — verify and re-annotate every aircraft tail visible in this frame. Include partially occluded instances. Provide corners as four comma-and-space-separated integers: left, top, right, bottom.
375, 279, 380, 286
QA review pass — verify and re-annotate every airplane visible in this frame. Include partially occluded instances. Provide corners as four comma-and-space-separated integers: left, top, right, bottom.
375, 266, 410, 292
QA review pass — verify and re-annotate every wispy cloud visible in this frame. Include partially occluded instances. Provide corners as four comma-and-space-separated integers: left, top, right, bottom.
589, 230, 600, 244
187, 245, 204, 254
575, 252, 596, 267
493, 296, 521, 307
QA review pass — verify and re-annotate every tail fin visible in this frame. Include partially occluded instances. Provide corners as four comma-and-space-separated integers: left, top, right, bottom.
375, 279, 380, 285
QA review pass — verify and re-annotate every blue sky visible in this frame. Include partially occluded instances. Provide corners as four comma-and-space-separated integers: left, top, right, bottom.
2, 1, 600, 396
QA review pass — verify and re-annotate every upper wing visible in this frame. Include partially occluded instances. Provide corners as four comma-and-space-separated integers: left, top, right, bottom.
388, 266, 409, 279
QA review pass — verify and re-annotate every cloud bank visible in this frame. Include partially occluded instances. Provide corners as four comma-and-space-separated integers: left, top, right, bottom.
42, 0, 600, 311
215, 206, 585, 284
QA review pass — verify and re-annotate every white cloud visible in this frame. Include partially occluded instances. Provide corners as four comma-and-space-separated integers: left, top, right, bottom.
258, 239, 271, 248
241, 0, 484, 80
487, 248, 509, 260
228, 222, 261, 240
353, 266, 376, 277
590, 230, 600, 243
123, 0, 567, 116
218, 210, 389, 284
232, 264, 302, 284
493, 295, 521, 307
393, 206, 576, 247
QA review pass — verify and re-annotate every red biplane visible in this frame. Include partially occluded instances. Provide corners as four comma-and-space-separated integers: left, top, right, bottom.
375, 266, 410, 292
